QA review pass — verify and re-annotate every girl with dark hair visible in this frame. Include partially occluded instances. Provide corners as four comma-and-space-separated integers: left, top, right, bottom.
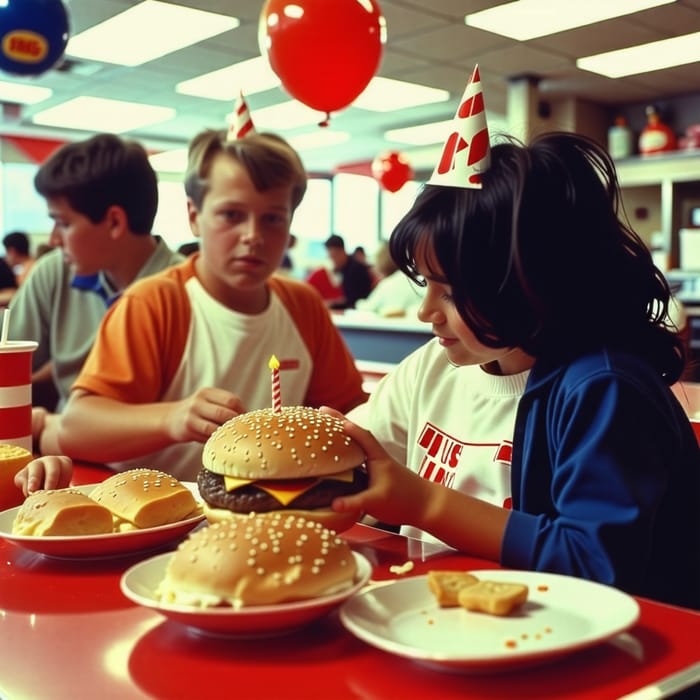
333, 131, 700, 610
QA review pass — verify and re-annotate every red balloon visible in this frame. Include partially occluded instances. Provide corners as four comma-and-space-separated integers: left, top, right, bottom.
372, 151, 413, 193
259, 0, 385, 115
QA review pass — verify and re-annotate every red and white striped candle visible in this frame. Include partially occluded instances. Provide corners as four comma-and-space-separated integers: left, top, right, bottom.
269, 354, 282, 414
0, 340, 38, 452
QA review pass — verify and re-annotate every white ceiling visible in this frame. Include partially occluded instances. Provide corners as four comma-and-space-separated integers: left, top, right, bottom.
3, 0, 700, 172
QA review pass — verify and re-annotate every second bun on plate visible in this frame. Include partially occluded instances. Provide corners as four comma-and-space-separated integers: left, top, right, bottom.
89, 468, 199, 532
157, 512, 359, 608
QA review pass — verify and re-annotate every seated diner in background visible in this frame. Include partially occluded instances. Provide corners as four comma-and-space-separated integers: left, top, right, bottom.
3, 231, 35, 285
324, 234, 374, 310
57, 129, 367, 481
354, 242, 424, 317
8, 133, 183, 454
0, 256, 17, 307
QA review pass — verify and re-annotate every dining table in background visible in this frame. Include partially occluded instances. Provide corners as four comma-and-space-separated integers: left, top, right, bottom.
1, 462, 700, 700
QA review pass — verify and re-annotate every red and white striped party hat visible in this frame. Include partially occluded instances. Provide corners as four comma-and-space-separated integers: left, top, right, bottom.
227, 90, 256, 142
429, 65, 491, 189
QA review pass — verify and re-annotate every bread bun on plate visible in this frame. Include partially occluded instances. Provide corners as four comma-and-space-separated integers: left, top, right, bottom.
196, 406, 367, 532
90, 468, 199, 532
157, 511, 358, 608
12, 489, 114, 536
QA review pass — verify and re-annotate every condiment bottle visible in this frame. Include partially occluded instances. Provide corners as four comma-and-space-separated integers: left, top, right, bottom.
639, 105, 677, 156
608, 116, 633, 159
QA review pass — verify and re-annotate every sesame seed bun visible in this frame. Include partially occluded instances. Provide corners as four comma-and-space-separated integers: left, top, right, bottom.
202, 406, 365, 480
156, 512, 358, 607
89, 468, 199, 531
12, 488, 114, 536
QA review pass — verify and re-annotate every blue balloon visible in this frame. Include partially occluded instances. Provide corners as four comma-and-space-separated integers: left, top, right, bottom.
0, 0, 70, 76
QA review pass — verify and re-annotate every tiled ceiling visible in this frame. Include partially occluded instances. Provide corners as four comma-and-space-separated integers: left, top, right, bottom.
3, 0, 700, 172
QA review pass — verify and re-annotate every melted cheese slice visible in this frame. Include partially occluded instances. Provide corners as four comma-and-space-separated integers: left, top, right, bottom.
223, 468, 356, 507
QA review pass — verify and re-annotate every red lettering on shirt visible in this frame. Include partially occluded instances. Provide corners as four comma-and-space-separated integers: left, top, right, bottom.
494, 441, 512, 464
418, 455, 455, 488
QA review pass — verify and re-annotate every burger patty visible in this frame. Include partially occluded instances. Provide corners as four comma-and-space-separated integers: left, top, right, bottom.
197, 467, 369, 513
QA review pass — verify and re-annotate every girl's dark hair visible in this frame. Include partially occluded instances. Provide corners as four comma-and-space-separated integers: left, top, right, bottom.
390, 131, 684, 383
34, 133, 158, 234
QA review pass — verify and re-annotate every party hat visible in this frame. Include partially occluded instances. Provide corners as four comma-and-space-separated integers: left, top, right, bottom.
429, 65, 491, 189
227, 90, 256, 142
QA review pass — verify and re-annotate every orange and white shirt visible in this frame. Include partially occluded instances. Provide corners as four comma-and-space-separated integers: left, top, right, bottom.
74, 255, 366, 480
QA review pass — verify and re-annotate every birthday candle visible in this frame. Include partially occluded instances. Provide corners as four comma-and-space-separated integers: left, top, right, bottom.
269, 354, 281, 414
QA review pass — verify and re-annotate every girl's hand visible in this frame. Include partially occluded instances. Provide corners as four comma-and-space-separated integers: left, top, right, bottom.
331, 416, 430, 527
14, 455, 73, 496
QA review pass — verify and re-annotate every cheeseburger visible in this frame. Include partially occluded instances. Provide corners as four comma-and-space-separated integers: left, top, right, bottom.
197, 406, 367, 531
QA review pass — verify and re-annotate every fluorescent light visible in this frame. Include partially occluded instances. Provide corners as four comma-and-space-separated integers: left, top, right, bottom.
67, 0, 239, 66
149, 148, 188, 173
287, 130, 351, 151
385, 120, 453, 146
32, 96, 175, 132
465, 0, 675, 41
386, 113, 508, 146
176, 57, 280, 101
577, 31, 700, 77
353, 77, 450, 112
0, 80, 52, 104
247, 101, 327, 131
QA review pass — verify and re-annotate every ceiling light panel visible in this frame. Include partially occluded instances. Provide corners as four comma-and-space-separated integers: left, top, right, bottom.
176, 57, 280, 100
66, 0, 240, 66
353, 77, 450, 112
465, 0, 675, 41
0, 81, 52, 104
32, 96, 176, 133
577, 31, 700, 77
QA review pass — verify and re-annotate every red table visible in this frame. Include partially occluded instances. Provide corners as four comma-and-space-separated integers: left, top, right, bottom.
1, 464, 700, 699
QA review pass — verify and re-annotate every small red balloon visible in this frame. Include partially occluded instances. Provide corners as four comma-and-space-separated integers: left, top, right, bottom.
259, 0, 385, 115
372, 151, 414, 193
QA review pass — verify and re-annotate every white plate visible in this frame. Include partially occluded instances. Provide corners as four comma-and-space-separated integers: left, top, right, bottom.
0, 483, 204, 558
121, 551, 372, 637
339, 569, 640, 673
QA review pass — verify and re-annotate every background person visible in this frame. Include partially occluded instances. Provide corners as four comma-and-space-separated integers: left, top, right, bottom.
0, 256, 17, 307
355, 242, 424, 317
8, 133, 183, 454
58, 130, 367, 480
2, 231, 35, 285
324, 234, 373, 309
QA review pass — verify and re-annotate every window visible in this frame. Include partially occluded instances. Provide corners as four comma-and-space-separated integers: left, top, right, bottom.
332, 172, 379, 255
380, 180, 421, 239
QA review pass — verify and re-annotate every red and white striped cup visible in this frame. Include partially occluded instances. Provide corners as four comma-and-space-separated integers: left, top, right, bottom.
0, 341, 38, 452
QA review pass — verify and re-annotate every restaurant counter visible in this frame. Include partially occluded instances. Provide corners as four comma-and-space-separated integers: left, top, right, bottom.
332, 310, 432, 365
2, 463, 700, 700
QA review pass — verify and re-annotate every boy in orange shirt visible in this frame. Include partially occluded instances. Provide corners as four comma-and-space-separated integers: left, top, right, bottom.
56, 130, 367, 480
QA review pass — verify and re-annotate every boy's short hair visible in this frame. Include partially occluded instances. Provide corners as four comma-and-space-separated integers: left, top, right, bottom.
325, 234, 345, 250
34, 133, 158, 235
184, 130, 307, 212
2, 231, 30, 256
